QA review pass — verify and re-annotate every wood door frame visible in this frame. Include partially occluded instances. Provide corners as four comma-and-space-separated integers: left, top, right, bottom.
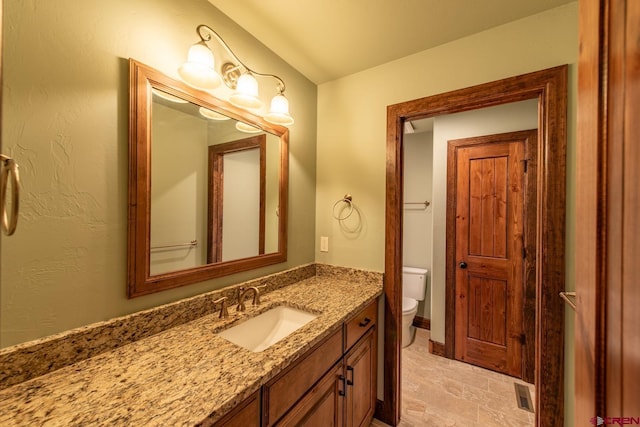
446, 129, 537, 384
575, 0, 640, 420
381, 65, 567, 427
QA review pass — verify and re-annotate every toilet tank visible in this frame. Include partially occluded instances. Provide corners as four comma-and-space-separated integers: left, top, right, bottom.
402, 266, 428, 301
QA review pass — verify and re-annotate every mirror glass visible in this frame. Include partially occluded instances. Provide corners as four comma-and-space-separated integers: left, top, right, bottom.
129, 59, 288, 297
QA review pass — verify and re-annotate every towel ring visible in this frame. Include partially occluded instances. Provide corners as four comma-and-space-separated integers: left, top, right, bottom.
0, 155, 20, 236
332, 194, 354, 220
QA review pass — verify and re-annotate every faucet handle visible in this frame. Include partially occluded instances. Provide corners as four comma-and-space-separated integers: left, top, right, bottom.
213, 297, 229, 318
236, 287, 249, 312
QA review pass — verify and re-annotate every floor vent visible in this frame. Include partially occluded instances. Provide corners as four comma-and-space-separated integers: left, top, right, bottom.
514, 383, 535, 413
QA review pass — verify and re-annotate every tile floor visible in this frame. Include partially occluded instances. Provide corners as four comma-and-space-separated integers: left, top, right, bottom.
371, 328, 535, 427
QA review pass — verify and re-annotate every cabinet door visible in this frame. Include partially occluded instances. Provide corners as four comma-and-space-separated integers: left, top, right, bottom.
344, 327, 376, 427
277, 362, 345, 427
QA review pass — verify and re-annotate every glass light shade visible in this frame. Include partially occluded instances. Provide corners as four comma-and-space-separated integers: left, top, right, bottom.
235, 121, 261, 133
178, 42, 221, 90
199, 107, 230, 120
229, 73, 263, 109
265, 94, 294, 126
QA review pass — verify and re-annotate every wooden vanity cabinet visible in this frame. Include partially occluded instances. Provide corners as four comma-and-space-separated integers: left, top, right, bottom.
210, 390, 261, 427
262, 299, 378, 427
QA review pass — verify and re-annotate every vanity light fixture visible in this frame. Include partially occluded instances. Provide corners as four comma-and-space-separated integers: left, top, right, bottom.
178, 24, 294, 126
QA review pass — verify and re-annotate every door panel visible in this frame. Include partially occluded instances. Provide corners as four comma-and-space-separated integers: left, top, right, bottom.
453, 136, 525, 378
467, 276, 507, 346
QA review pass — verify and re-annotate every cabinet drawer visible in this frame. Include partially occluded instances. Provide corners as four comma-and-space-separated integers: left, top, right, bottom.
263, 328, 343, 426
344, 300, 377, 351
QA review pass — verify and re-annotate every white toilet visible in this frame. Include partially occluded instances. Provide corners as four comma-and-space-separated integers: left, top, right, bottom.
402, 266, 428, 348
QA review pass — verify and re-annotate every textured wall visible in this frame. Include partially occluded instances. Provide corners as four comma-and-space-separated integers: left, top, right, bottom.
1, 0, 317, 347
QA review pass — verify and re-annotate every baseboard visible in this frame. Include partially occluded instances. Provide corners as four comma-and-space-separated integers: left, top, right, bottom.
412, 316, 430, 330
428, 339, 445, 357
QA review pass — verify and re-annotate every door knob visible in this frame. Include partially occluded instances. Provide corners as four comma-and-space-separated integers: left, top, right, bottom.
459, 261, 467, 269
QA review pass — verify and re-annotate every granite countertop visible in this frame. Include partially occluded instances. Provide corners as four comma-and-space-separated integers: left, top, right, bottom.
0, 274, 382, 426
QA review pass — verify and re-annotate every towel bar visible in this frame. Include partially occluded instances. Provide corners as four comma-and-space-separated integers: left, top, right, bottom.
151, 239, 198, 251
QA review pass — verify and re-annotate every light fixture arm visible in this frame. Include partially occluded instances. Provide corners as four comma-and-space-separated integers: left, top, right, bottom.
195, 24, 286, 94
179, 24, 294, 125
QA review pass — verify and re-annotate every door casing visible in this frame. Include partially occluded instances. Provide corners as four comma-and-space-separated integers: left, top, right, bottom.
575, 0, 640, 420
380, 66, 567, 427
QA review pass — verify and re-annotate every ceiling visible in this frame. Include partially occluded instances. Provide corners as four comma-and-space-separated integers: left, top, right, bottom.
208, 0, 576, 84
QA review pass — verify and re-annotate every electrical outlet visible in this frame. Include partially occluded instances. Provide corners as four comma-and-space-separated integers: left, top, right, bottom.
320, 236, 329, 252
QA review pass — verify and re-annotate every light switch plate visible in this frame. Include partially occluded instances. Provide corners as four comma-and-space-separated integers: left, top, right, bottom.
320, 236, 329, 252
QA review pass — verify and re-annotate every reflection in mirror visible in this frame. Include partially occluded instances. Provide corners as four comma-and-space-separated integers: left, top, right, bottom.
149, 95, 280, 274
208, 135, 271, 264
129, 59, 288, 297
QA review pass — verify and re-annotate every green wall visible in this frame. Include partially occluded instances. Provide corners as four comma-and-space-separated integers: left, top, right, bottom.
0, 0, 317, 347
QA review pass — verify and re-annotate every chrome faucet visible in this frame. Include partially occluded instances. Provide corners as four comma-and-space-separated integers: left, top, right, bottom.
236, 285, 267, 311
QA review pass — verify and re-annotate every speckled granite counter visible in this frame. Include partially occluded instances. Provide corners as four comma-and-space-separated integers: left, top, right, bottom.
0, 265, 382, 426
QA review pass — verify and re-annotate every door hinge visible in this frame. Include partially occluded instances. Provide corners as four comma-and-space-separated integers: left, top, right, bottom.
522, 159, 529, 173
522, 247, 527, 259
519, 333, 526, 345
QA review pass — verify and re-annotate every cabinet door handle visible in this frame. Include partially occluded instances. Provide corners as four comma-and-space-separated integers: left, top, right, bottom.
339, 374, 346, 396
346, 366, 354, 386
359, 317, 371, 327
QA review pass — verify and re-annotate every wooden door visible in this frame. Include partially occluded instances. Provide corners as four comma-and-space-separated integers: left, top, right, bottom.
451, 132, 530, 378
576, 0, 640, 421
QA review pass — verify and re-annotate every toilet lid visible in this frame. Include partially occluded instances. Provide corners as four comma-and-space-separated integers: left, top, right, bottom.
402, 297, 418, 314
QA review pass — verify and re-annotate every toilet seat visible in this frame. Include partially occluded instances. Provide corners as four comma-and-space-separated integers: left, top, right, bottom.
402, 297, 418, 315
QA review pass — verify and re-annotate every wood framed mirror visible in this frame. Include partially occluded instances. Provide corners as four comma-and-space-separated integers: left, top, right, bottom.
128, 59, 288, 298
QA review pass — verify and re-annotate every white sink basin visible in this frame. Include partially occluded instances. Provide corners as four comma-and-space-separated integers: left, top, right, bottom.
217, 306, 318, 352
